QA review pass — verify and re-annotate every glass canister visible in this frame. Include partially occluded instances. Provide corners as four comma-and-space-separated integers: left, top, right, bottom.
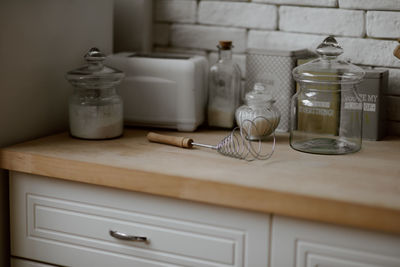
66, 48, 124, 139
208, 41, 242, 128
236, 83, 280, 140
291, 36, 365, 154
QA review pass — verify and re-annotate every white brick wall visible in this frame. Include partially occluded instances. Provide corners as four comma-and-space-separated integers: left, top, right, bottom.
336, 37, 400, 67
199, 2, 277, 30
170, 24, 247, 52
339, 0, 400, 11
153, 0, 400, 135
254, 0, 337, 7
367, 11, 400, 38
248, 30, 325, 51
279, 6, 365, 37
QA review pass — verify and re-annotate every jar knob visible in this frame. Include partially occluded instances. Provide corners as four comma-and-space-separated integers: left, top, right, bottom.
245, 82, 273, 103
85, 47, 106, 61
254, 82, 265, 92
316, 36, 343, 58
84, 47, 106, 71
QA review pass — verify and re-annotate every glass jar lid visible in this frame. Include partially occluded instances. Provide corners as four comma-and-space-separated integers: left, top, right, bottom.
66, 47, 124, 89
292, 36, 365, 85
245, 83, 274, 104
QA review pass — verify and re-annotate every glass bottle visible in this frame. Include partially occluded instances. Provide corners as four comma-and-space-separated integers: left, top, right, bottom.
66, 48, 125, 140
208, 41, 242, 128
290, 37, 365, 154
236, 83, 280, 140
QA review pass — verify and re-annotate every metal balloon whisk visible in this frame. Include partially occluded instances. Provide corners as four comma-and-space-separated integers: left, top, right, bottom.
147, 118, 276, 161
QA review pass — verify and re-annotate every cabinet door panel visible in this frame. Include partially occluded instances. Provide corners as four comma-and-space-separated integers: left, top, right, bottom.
10, 171, 270, 267
271, 215, 400, 267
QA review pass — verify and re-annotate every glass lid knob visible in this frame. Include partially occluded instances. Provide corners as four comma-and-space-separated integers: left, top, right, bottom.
84, 47, 106, 62
84, 47, 106, 71
316, 36, 343, 58
66, 47, 124, 86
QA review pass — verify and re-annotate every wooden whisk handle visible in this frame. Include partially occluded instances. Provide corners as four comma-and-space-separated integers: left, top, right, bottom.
147, 132, 193, 148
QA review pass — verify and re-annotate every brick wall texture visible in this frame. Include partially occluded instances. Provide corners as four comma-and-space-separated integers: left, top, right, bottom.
153, 0, 400, 135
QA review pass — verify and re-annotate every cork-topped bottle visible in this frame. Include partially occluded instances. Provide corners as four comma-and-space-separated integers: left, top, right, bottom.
208, 41, 242, 128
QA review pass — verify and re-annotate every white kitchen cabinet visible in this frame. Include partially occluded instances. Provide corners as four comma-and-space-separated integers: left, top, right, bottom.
11, 258, 57, 267
10, 171, 270, 267
270, 215, 400, 267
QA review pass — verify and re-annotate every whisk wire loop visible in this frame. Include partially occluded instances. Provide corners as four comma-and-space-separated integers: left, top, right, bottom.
147, 115, 276, 161
213, 117, 276, 161
216, 128, 243, 159
240, 117, 276, 161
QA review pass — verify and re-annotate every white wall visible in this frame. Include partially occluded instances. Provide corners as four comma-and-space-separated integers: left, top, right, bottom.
114, 0, 153, 53
0, 0, 113, 147
0, 0, 114, 265
154, 0, 400, 136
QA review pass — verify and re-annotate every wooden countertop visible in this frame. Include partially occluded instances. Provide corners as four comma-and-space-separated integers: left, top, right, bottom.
1, 128, 400, 234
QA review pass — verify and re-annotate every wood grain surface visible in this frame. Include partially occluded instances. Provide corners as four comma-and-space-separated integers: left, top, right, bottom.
1, 128, 399, 234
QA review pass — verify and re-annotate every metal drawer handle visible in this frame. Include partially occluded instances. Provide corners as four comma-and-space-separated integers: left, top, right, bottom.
109, 230, 149, 243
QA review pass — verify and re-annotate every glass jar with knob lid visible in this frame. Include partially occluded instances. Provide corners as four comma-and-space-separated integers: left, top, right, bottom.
236, 83, 280, 140
66, 47, 125, 139
291, 36, 365, 154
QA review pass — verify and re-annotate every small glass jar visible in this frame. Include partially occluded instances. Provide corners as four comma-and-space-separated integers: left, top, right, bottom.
291, 37, 365, 154
66, 48, 125, 139
236, 83, 280, 140
208, 41, 242, 128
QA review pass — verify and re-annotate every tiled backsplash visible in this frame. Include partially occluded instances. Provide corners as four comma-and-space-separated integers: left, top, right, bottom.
153, 0, 400, 136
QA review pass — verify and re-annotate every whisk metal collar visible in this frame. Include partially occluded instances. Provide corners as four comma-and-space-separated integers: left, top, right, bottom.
191, 142, 217, 150
193, 118, 276, 161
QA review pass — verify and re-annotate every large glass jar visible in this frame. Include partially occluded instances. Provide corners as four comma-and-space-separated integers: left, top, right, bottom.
66, 48, 124, 139
236, 83, 280, 140
208, 41, 242, 128
290, 37, 365, 154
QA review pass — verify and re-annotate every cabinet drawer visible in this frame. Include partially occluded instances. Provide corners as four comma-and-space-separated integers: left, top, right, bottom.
271, 215, 400, 267
10, 171, 270, 267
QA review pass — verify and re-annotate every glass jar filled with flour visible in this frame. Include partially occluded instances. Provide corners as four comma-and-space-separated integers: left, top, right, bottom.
66, 48, 124, 139
236, 83, 280, 140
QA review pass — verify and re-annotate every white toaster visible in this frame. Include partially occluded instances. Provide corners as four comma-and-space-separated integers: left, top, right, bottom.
106, 52, 208, 131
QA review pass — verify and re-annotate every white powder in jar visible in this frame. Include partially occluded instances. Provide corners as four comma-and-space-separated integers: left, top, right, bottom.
69, 103, 123, 139
208, 107, 235, 128
236, 110, 280, 140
